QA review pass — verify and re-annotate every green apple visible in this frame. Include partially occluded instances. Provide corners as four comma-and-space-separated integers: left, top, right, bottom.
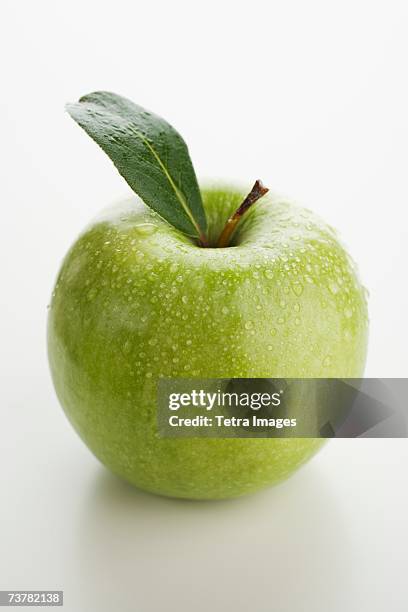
48, 184, 368, 499
49, 92, 368, 499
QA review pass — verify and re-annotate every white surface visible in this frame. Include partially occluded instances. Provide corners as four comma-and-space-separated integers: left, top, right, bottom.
1, 1, 407, 610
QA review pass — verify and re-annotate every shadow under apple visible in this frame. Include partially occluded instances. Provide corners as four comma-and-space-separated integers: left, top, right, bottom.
71, 463, 353, 612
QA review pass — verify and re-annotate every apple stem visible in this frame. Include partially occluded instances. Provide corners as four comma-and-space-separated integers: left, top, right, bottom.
198, 232, 209, 248
216, 180, 269, 248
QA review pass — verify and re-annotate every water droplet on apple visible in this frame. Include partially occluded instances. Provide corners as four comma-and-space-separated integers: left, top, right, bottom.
86, 287, 97, 301
264, 269, 274, 279
135, 224, 157, 236
244, 321, 253, 330
329, 282, 339, 295
323, 355, 332, 367
123, 340, 132, 354
222, 306, 229, 315
291, 282, 304, 296
344, 306, 353, 318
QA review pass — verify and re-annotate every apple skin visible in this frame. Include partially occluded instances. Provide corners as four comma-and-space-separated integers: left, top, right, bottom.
48, 186, 368, 499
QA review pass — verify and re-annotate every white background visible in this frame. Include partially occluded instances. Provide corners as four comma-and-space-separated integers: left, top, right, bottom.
1, 1, 407, 610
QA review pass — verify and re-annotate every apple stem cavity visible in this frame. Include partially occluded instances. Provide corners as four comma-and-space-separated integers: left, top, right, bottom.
216, 180, 269, 248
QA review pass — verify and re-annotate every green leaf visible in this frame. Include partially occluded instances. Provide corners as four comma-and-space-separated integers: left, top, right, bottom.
66, 91, 207, 241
